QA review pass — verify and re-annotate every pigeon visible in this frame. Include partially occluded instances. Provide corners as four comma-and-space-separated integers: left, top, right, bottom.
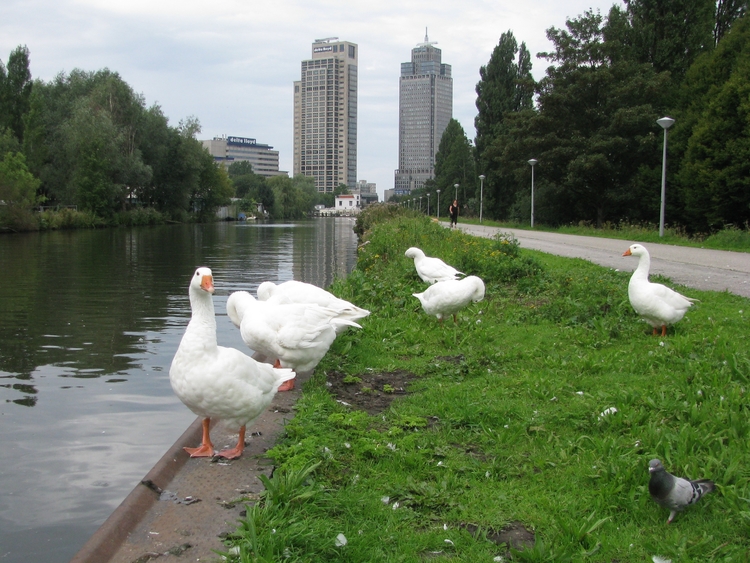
648, 458, 715, 523
405, 247, 464, 284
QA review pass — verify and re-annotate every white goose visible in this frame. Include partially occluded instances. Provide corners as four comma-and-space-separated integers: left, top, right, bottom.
169, 267, 295, 459
405, 247, 465, 284
413, 275, 485, 323
623, 243, 697, 336
226, 291, 361, 391
257, 280, 370, 332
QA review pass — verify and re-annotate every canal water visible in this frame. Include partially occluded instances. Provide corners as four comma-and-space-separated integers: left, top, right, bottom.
0, 219, 359, 563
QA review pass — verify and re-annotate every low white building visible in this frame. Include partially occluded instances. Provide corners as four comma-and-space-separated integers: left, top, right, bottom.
334, 193, 361, 214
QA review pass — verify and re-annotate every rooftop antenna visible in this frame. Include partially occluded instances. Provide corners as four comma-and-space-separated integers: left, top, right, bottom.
418, 27, 437, 47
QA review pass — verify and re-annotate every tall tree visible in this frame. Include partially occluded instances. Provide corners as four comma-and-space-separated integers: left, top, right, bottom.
622, 0, 716, 79
434, 119, 477, 211
0, 46, 33, 142
715, 0, 748, 44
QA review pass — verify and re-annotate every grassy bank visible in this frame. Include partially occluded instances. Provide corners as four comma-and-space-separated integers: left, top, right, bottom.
222, 214, 750, 562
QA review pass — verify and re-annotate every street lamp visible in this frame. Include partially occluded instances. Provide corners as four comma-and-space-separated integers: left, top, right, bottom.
657, 116, 675, 237
427, 192, 431, 216
478, 175, 485, 223
454, 183, 459, 201
436, 189, 441, 220
528, 159, 537, 228
419, 196, 423, 211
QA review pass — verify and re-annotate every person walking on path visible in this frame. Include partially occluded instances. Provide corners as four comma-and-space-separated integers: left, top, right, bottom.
449, 200, 459, 228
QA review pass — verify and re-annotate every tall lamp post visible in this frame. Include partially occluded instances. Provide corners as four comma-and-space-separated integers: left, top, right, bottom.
427, 192, 431, 216
657, 117, 675, 237
436, 189, 441, 220
528, 159, 537, 228
478, 174, 485, 223
419, 196, 423, 212
454, 183, 459, 201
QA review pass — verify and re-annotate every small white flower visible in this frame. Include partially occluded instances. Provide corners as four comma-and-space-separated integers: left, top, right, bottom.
576, 391, 584, 396
652, 556, 672, 563
381, 496, 390, 504
550, 396, 558, 401
503, 424, 509, 429
634, 440, 642, 447
493, 557, 505, 563
387, 442, 396, 451
476, 319, 482, 324
392, 501, 400, 510
697, 390, 703, 396
599, 407, 618, 419
443, 523, 448, 530
335, 533, 348, 547
344, 442, 351, 448
437, 461, 444, 466
659, 341, 665, 347
485, 471, 491, 478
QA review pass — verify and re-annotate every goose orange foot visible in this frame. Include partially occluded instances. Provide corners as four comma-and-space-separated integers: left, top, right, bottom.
217, 426, 246, 460
184, 418, 215, 457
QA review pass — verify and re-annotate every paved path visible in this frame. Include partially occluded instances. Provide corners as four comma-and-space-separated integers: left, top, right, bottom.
453, 223, 750, 298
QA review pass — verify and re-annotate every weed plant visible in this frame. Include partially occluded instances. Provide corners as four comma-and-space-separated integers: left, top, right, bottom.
223, 215, 750, 562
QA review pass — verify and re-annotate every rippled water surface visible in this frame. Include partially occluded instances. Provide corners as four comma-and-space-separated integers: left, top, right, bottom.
0, 219, 359, 562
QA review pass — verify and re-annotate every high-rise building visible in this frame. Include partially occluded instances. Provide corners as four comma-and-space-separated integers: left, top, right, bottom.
394, 32, 452, 195
293, 38, 358, 193
201, 135, 284, 178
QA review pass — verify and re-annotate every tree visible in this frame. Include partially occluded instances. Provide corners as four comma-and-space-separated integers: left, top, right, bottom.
622, 0, 716, 79
0, 151, 42, 229
434, 119, 477, 211
677, 14, 750, 231
0, 46, 33, 143
715, 0, 748, 44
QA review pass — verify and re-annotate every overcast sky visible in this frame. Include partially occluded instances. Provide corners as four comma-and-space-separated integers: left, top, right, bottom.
1, 0, 619, 199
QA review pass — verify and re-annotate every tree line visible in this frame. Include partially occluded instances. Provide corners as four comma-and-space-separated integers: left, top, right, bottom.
0, 54, 337, 230
405, 0, 749, 234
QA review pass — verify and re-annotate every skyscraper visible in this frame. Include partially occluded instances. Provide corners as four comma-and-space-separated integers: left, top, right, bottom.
394, 32, 453, 195
293, 38, 358, 193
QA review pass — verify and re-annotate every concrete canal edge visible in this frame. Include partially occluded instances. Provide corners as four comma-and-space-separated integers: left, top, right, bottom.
70, 371, 310, 563
70, 417, 204, 563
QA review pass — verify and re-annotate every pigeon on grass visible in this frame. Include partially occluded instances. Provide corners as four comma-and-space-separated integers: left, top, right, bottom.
648, 459, 715, 523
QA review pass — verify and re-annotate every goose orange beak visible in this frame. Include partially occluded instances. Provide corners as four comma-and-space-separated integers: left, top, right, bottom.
622, 249, 632, 256
201, 275, 215, 294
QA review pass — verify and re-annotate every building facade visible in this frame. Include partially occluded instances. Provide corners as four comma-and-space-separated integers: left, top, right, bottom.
201, 136, 283, 178
394, 32, 452, 195
293, 38, 358, 193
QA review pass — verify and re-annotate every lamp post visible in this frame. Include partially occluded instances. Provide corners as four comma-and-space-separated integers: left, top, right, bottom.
478, 174, 485, 223
419, 196, 423, 212
454, 183, 459, 201
427, 192, 431, 216
657, 117, 675, 237
436, 189, 441, 220
528, 159, 537, 228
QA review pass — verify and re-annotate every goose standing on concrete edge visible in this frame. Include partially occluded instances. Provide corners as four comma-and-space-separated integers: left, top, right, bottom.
405, 247, 465, 284
169, 267, 295, 459
623, 243, 697, 336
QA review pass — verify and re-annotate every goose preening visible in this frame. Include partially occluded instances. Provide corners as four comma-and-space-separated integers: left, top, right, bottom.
257, 280, 370, 332
413, 275, 485, 323
169, 267, 295, 459
405, 247, 465, 284
227, 291, 361, 391
623, 243, 697, 336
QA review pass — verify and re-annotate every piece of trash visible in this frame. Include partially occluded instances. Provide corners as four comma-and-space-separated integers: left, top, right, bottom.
444, 539, 454, 546
652, 557, 672, 563
335, 533, 347, 547
159, 490, 201, 505
599, 407, 618, 419
381, 496, 390, 504
576, 391, 584, 396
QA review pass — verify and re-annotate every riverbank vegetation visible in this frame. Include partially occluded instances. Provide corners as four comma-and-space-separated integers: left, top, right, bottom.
395, 8, 750, 237
222, 210, 749, 562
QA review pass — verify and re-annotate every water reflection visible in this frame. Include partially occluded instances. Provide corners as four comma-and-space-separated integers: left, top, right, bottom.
0, 218, 358, 563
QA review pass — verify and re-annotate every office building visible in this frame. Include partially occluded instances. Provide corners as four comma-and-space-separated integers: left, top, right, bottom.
293, 38, 358, 193
394, 32, 452, 195
202, 136, 283, 178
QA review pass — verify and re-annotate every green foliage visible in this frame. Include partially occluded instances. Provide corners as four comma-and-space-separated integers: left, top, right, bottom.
0, 151, 42, 230
224, 216, 750, 562
0, 45, 33, 143
434, 119, 476, 212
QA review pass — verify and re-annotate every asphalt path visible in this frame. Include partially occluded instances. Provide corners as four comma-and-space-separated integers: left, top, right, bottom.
452, 223, 750, 299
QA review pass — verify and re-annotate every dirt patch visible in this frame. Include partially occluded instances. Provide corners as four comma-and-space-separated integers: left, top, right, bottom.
462, 521, 535, 551
326, 369, 418, 415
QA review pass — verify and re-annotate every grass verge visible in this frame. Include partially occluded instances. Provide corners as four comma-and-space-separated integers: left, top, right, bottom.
221, 214, 750, 562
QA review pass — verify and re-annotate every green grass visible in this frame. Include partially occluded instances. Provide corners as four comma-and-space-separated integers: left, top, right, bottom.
221, 214, 750, 562
449, 217, 750, 253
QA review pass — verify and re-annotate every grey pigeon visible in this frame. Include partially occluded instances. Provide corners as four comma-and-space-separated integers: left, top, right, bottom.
648, 459, 715, 523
